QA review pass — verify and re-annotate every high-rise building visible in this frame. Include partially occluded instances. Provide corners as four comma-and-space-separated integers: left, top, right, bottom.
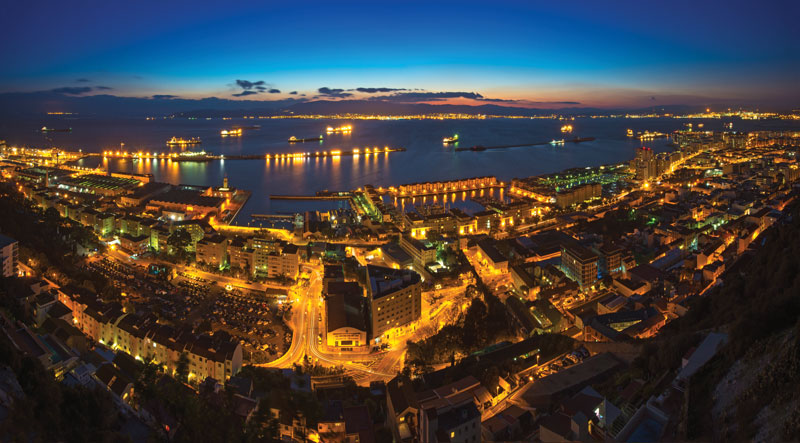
631, 147, 657, 181
561, 243, 598, 289
0, 234, 19, 277
366, 265, 422, 340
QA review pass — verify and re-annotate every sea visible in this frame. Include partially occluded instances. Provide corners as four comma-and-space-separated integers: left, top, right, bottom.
2, 116, 799, 224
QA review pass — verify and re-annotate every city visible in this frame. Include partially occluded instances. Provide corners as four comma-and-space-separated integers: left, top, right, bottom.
1, 2, 799, 443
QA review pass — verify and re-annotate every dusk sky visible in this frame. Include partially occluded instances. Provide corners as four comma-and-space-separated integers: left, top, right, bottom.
2, 0, 798, 108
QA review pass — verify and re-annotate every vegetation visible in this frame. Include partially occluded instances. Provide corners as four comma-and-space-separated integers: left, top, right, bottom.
0, 334, 130, 442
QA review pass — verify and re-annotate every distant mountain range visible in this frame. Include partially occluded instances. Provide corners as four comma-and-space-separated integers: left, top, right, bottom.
0, 91, 741, 118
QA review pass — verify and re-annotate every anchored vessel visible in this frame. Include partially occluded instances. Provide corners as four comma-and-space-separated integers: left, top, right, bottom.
326, 125, 353, 133
443, 134, 459, 144
40, 126, 71, 133
220, 128, 243, 137
166, 137, 201, 146
288, 135, 324, 143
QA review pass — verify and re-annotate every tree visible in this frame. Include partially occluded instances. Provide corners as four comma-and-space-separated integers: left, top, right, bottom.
44, 207, 61, 222
176, 352, 190, 383
167, 229, 192, 259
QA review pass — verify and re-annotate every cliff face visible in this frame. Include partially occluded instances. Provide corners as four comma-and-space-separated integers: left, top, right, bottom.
683, 203, 800, 441
703, 326, 800, 441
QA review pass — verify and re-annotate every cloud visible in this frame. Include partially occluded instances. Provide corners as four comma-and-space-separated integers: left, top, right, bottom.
289, 91, 298, 95
371, 91, 486, 102
354, 87, 407, 93
317, 87, 353, 98
95, 86, 113, 90
51, 86, 93, 95
75, 78, 90, 83
232, 79, 280, 97
235, 79, 266, 90
152, 94, 178, 99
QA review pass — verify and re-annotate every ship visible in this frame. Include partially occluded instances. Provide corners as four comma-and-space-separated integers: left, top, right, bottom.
569, 137, 596, 143
288, 135, 323, 143
638, 131, 667, 141
237, 125, 261, 130
443, 134, 459, 144
173, 150, 213, 162
40, 126, 71, 133
550, 139, 565, 146
469, 145, 486, 151
166, 137, 201, 146
220, 128, 243, 137
560, 124, 573, 133
326, 125, 353, 133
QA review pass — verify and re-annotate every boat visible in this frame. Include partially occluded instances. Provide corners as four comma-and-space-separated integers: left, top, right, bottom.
326, 125, 353, 133
173, 150, 213, 162
638, 131, 667, 141
560, 125, 573, 133
40, 126, 71, 133
443, 134, 459, 144
220, 128, 243, 137
550, 139, 565, 146
288, 135, 323, 143
627, 129, 634, 137
166, 136, 201, 146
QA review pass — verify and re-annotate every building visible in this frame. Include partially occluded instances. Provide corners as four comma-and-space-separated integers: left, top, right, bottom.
476, 239, 508, 274
118, 233, 150, 256
400, 235, 437, 270
250, 238, 298, 279
0, 234, 19, 277
325, 282, 368, 351
196, 234, 228, 268
366, 265, 422, 340
54, 173, 140, 197
555, 183, 602, 209
561, 243, 598, 289
146, 189, 226, 220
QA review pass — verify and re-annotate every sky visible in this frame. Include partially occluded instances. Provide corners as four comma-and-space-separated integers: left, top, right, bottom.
2, 0, 798, 109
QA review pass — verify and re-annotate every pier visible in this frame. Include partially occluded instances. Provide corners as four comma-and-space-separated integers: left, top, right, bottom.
95, 146, 406, 162
454, 137, 595, 152
269, 194, 351, 200
381, 176, 505, 197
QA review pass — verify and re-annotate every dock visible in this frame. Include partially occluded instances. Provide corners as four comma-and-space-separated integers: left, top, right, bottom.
95, 146, 406, 162
269, 194, 351, 200
454, 137, 595, 152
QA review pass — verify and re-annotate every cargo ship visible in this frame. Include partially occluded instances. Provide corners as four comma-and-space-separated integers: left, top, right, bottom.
40, 126, 72, 133
166, 137, 201, 146
220, 128, 243, 137
173, 151, 213, 162
288, 135, 323, 143
326, 125, 353, 133
443, 134, 459, 144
